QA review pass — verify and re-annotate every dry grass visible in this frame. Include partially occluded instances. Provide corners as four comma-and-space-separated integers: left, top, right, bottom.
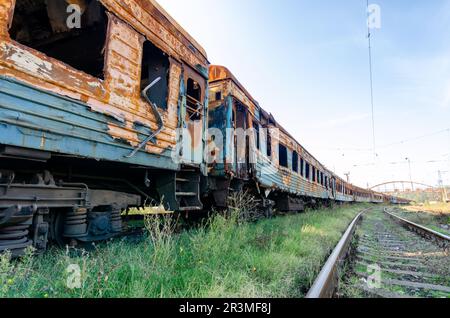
405, 202, 450, 215
394, 204, 450, 236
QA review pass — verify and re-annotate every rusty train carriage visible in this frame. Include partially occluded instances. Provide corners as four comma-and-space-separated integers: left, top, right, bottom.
208, 65, 330, 210
0, 0, 209, 255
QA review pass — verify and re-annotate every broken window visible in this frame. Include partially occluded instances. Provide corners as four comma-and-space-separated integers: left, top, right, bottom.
312, 166, 316, 182
279, 144, 288, 168
253, 121, 260, 150
305, 162, 310, 180
141, 41, 169, 109
292, 151, 299, 173
266, 130, 272, 158
209, 89, 222, 102
9, 0, 108, 79
186, 78, 203, 121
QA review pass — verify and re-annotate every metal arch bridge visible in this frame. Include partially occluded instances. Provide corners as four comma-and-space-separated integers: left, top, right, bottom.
369, 181, 436, 191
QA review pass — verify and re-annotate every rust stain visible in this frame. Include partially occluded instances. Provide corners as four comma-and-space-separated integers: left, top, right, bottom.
40, 134, 46, 149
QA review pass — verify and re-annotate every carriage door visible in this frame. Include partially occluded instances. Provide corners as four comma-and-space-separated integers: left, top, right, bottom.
183, 70, 205, 165
234, 101, 249, 179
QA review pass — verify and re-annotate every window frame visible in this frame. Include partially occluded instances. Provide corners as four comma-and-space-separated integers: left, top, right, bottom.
253, 121, 260, 150
278, 143, 288, 168
292, 151, 299, 173
7, 0, 110, 81
184, 65, 207, 122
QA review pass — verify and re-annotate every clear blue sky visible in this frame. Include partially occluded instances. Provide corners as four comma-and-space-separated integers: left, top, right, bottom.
158, 0, 450, 188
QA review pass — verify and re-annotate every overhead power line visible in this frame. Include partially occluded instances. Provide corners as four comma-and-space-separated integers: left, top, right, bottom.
316, 128, 450, 153
366, 0, 377, 160
352, 158, 448, 168
380, 128, 450, 149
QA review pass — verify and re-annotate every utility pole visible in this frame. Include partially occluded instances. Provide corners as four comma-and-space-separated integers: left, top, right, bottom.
405, 157, 414, 191
438, 170, 448, 203
344, 172, 351, 183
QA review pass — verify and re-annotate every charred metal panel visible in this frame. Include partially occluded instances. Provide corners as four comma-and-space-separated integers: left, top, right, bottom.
208, 62, 371, 202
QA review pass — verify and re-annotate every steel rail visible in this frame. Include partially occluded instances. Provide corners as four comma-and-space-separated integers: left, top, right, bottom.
384, 208, 450, 250
306, 208, 371, 298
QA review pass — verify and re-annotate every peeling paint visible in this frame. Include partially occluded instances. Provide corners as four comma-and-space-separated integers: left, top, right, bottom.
1, 42, 53, 78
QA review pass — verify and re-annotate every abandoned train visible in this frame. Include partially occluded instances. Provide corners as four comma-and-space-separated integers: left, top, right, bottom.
0, 0, 408, 256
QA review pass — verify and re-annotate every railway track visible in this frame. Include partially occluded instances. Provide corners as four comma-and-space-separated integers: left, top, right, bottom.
307, 206, 450, 298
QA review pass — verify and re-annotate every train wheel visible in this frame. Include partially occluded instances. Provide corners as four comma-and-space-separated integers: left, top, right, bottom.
50, 212, 73, 248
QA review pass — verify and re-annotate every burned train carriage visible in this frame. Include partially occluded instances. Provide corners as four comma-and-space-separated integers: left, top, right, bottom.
0, 0, 209, 255
206, 66, 385, 212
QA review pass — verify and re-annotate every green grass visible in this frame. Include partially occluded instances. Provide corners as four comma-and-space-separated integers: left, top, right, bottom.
0, 204, 369, 298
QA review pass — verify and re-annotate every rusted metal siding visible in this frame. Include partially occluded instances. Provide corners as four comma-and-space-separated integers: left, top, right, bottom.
0, 0, 208, 170
255, 154, 329, 199
255, 128, 329, 199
